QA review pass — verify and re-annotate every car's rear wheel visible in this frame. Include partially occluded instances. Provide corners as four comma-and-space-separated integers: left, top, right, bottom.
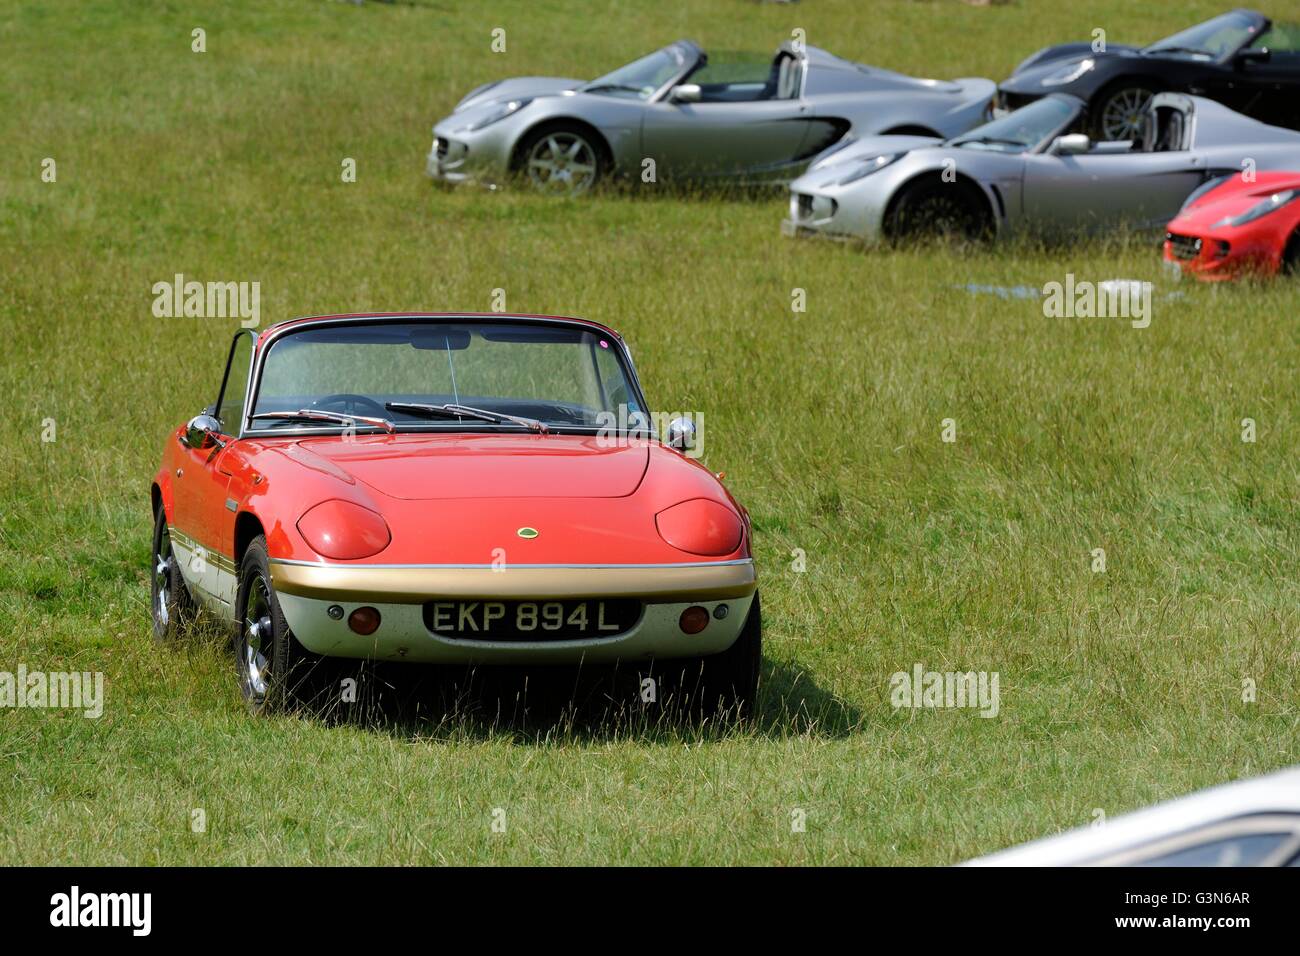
235, 536, 318, 715
516, 124, 603, 196
885, 176, 992, 244
1092, 82, 1156, 142
1283, 229, 1300, 275
655, 594, 762, 722
151, 507, 195, 642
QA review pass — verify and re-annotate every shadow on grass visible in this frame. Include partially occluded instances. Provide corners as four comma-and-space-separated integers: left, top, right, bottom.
291, 654, 864, 744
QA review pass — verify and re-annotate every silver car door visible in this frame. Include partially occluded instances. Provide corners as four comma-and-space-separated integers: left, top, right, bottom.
642, 53, 811, 178
641, 98, 811, 177
1020, 151, 1207, 234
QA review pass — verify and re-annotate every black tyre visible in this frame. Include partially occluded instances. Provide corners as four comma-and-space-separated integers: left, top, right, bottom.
234, 535, 320, 715
514, 123, 604, 195
654, 593, 762, 722
1091, 82, 1157, 142
885, 176, 991, 244
150, 506, 196, 642
1283, 230, 1300, 275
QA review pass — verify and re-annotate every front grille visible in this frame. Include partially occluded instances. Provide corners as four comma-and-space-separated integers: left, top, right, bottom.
1166, 232, 1202, 261
435, 137, 449, 159
422, 598, 643, 642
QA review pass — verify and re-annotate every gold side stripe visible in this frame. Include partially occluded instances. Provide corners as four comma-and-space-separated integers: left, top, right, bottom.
169, 529, 237, 573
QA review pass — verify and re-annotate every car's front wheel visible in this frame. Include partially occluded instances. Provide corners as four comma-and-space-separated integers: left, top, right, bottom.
515, 124, 604, 196
235, 536, 318, 715
885, 176, 992, 244
654, 594, 762, 722
151, 506, 196, 642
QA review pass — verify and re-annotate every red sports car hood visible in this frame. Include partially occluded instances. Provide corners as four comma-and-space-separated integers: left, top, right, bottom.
1170, 172, 1300, 232
292, 433, 649, 500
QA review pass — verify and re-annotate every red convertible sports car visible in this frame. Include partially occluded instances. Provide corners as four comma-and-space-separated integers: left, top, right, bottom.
1163, 170, 1300, 280
151, 313, 760, 717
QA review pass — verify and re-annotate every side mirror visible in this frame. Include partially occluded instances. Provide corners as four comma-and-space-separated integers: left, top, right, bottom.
1236, 47, 1271, 66
669, 83, 702, 104
182, 413, 225, 450
1050, 133, 1092, 155
664, 417, 697, 452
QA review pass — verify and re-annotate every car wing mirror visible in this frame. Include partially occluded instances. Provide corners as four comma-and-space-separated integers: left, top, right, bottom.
1049, 133, 1091, 155
182, 413, 226, 451
665, 416, 697, 452
669, 83, 702, 104
1236, 47, 1271, 66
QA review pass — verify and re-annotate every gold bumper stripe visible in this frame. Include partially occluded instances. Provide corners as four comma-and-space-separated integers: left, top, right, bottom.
269, 560, 757, 603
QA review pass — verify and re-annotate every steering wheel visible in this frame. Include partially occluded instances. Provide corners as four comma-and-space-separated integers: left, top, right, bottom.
310, 393, 388, 417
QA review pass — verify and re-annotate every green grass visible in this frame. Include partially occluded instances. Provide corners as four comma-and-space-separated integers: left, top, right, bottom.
2, 0, 1299, 865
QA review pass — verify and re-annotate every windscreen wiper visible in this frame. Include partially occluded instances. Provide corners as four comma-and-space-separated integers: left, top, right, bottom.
385, 402, 550, 434
248, 410, 396, 433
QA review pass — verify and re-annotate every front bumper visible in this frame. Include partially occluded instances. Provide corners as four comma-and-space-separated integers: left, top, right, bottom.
426, 119, 517, 187
1163, 231, 1276, 282
782, 188, 884, 242
270, 559, 757, 665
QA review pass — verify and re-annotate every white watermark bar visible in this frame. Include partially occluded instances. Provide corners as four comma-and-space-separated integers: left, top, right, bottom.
0, 664, 104, 718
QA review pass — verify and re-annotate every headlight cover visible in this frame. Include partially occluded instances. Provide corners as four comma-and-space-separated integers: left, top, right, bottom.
655, 499, 744, 557
838, 153, 903, 185
1213, 189, 1299, 229
1041, 58, 1095, 86
297, 499, 392, 560
461, 98, 533, 132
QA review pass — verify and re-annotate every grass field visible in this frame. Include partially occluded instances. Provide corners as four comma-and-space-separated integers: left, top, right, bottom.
1, 0, 1299, 865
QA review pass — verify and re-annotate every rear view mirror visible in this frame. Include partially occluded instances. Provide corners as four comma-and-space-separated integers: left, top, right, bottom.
669, 83, 702, 104
1050, 133, 1092, 155
182, 414, 225, 450
665, 417, 697, 452
409, 328, 472, 350
1236, 47, 1271, 66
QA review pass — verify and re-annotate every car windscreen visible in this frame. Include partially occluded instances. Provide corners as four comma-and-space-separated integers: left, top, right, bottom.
1144, 11, 1263, 59
582, 47, 687, 99
249, 322, 644, 431
950, 96, 1079, 153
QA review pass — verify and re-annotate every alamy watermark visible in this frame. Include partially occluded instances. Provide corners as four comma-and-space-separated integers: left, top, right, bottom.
151, 273, 260, 327
889, 664, 1000, 718
1, 665, 104, 718
1042, 274, 1151, 329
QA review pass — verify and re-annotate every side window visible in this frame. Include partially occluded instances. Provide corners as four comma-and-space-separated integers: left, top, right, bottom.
215, 331, 255, 435
1252, 24, 1300, 53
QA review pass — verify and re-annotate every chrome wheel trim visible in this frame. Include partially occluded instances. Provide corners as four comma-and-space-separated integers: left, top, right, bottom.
153, 524, 174, 629
1101, 88, 1152, 141
241, 575, 273, 705
525, 133, 597, 195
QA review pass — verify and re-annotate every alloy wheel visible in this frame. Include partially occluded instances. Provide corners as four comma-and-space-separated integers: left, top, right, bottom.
1101, 88, 1152, 141
241, 575, 273, 705
525, 133, 598, 195
153, 525, 174, 629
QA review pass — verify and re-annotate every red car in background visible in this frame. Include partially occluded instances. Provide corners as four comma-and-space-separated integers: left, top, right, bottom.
150, 313, 760, 718
1164, 170, 1300, 280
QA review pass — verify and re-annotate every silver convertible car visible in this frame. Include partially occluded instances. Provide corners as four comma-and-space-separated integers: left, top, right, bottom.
427, 40, 994, 194
783, 91, 1300, 243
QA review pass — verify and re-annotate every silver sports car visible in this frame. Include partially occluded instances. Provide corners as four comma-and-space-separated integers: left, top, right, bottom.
427, 40, 995, 194
783, 91, 1300, 243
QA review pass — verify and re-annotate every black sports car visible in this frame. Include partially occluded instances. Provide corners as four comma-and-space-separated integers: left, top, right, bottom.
998, 9, 1300, 140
